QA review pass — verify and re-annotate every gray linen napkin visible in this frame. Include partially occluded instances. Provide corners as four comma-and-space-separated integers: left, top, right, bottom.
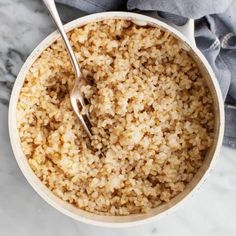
56, 0, 236, 148
0, 0, 233, 147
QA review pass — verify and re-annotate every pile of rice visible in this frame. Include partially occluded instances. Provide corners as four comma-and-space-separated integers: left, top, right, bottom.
17, 20, 214, 215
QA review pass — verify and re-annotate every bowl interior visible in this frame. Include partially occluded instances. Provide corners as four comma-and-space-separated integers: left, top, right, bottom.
9, 12, 224, 227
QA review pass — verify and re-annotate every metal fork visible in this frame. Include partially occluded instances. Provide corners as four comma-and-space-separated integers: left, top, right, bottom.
42, 0, 93, 139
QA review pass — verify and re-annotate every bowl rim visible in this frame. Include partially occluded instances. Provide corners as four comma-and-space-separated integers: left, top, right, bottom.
8, 11, 225, 228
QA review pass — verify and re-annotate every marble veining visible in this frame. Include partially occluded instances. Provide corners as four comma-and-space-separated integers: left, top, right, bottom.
0, 0, 236, 235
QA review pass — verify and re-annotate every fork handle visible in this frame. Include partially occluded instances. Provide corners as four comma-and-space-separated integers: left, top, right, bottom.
42, 0, 82, 79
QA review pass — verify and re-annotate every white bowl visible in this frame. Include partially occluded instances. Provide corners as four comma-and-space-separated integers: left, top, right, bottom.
8, 12, 225, 228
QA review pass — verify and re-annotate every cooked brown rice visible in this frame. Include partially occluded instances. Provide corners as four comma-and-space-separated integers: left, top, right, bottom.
17, 19, 214, 215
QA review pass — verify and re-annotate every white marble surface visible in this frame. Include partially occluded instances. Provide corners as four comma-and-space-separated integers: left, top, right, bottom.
0, 0, 236, 235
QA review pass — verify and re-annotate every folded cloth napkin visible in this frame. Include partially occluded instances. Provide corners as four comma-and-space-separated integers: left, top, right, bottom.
56, 0, 236, 148
1, 0, 233, 147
